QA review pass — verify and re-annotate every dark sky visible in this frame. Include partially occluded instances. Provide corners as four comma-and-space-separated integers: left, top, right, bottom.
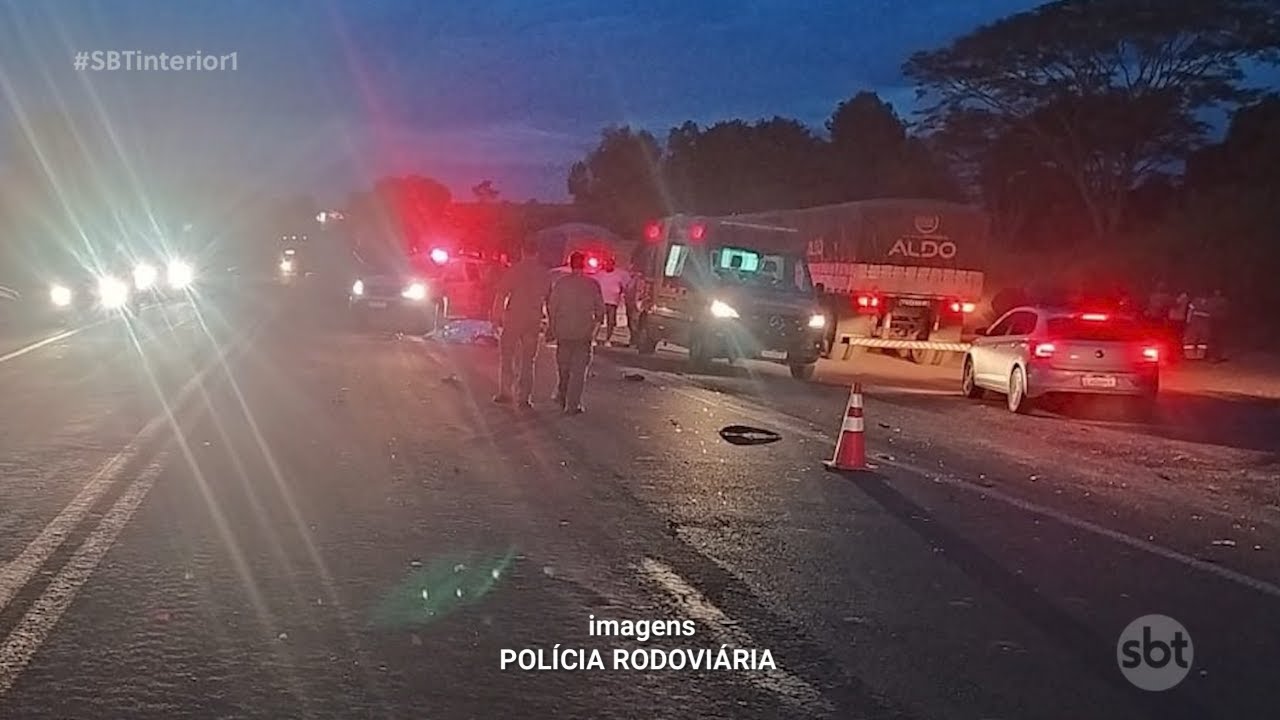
0, 0, 1056, 203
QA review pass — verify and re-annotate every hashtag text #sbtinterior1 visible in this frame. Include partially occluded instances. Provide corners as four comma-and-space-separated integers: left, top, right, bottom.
76, 51, 238, 72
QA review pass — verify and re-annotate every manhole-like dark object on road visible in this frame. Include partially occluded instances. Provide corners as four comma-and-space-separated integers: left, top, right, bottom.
718, 425, 781, 446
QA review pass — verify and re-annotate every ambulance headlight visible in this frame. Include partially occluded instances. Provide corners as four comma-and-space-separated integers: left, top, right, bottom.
166, 260, 194, 290
401, 282, 427, 301
98, 276, 130, 309
709, 300, 739, 319
133, 263, 158, 290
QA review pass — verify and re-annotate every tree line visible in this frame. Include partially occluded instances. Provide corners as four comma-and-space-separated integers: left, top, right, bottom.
567, 0, 1280, 317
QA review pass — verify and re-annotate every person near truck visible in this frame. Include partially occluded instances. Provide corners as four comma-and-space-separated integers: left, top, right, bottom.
547, 251, 605, 415
621, 263, 644, 348
594, 257, 626, 346
490, 239, 553, 408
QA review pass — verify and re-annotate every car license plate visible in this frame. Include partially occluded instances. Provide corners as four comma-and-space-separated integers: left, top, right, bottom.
367, 301, 387, 309
1082, 375, 1117, 388
761, 349, 787, 360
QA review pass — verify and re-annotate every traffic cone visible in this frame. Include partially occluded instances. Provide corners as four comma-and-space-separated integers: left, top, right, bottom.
824, 383, 869, 472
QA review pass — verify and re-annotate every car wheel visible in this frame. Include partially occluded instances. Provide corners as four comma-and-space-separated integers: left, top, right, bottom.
962, 357, 984, 399
789, 363, 816, 380
1007, 366, 1033, 414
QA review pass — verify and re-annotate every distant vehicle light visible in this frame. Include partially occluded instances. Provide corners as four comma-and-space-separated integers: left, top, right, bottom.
166, 260, 194, 290
401, 282, 427, 301
279, 259, 294, 273
98, 276, 130, 309
133, 263, 158, 290
430, 248, 449, 265
808, 314, 826, 329
50, 284, 72, 307
284, 248, 296, 256
1033, 342, 1056, 358
644, 222, 662, 241
1080, 312, 1109, 321
688, 223, 706, 241
709, 299, 739, 319
351, 279, 364, 296
1142, 345, 1160, 362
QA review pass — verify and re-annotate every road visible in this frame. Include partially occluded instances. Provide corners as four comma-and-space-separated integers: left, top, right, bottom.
0, 281, 1276, 719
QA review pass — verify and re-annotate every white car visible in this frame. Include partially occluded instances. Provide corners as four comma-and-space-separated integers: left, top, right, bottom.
962, 306, 1161, 414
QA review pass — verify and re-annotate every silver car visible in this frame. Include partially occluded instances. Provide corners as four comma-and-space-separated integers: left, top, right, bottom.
961, 306, 1161, 414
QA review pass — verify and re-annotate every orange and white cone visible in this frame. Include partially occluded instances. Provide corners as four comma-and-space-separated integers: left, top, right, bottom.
824, 383, 869, 471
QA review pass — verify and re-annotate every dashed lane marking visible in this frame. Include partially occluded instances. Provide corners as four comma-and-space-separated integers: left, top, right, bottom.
640, 557, 835, 715
651, 372, 1280, 603
0, 459, 164, 696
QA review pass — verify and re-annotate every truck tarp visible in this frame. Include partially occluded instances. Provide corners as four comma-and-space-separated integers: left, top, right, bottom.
729, 199, 989, 271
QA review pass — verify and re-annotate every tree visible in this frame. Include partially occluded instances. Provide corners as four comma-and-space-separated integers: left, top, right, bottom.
471, 179, 500, 203
904, 0, 1280, 246
826, 91, 961, 202
568, 126, 664, 234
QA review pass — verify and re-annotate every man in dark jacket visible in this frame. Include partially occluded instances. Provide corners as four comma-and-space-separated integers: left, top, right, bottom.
491, 239, 553, 408
547, 251, 605, 415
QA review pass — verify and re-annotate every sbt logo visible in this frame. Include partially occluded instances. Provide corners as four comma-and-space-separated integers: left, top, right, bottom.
887, 238, 957, 260
1116, 614, 1193, 691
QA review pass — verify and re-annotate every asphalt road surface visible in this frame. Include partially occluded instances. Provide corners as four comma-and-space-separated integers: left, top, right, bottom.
0, 282, 1277, 719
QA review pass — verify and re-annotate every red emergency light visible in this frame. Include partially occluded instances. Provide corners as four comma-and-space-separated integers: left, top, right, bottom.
644, 222, 662, 241
587, 255, 600, 270
688, 223, 706, 241
1080, 312, 1109, 321
855, 294, 880, 310
429, 248, 450, 265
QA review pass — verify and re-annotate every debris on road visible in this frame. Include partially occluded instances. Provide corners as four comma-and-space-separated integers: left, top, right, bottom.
429, 319, 499, 345
718, 425, 782, 446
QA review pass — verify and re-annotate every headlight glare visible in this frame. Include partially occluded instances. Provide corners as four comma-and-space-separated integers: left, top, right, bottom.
50, 285, 73, 307
133, 263, 158, 290
808, 313, 826, 329
166, 260, 194, 289
351, 280, 364, 296
98, 276, 130, 309
401, 282, 427, 301
709, 299, 739, 319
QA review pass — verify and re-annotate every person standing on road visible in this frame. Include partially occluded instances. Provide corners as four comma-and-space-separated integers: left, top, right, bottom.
621, 262, 645, 348
491, 239, 553, 408
594, 257, 626, 346
547, 251, 605, 415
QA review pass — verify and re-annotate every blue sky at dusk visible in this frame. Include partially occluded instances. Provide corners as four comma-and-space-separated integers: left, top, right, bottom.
0, 0, 1142, 203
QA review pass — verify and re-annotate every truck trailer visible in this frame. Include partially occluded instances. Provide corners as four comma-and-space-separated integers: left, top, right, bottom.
728, 199, 989, 365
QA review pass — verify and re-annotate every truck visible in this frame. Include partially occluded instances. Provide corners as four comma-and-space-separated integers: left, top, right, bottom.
728, 199, 990, 365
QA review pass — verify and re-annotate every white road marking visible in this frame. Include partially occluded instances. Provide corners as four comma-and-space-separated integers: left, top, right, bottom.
0, 328, 83, 365
0, 319, 240, 613
658, 377, 1280, 602
0, 459, 164, 696
640, 557, 834, 714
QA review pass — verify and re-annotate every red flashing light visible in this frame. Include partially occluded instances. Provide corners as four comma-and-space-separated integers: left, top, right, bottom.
1080, 312, 1109, 321
587, 255, 600, 270
1142, 345, 1160, 362
855, 294, 880, 310
644, 222, 662, 241
688, 223, 706, 241
429, 248, 449, 265
1033, 342, 1056, 358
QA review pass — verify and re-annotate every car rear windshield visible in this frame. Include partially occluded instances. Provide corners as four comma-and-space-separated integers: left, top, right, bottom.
1047, 317, 1145, 341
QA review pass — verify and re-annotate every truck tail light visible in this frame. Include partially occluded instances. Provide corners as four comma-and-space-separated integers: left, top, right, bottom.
855, 294, 880, 311
1033, 342, 1056, 358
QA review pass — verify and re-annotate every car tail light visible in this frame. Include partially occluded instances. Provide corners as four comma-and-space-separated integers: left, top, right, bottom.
1080, 312, 1108, 321
688, 223, 706, 241
644, 222, 662, 241
587, 255, 600, 270
1033, 342, 1056, 358
1142, 345, 1160, 362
